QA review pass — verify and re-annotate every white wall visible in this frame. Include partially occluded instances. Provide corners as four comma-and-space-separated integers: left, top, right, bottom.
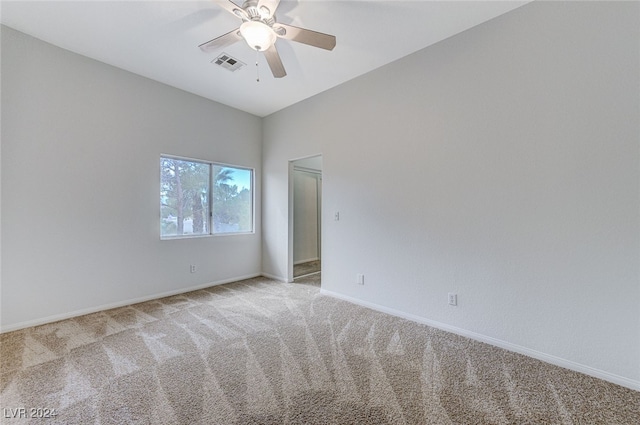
263, 1, 640, 388
1, 26, 262, 330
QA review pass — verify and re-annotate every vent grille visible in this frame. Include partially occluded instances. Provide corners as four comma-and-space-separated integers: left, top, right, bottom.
212, 53, 245, 72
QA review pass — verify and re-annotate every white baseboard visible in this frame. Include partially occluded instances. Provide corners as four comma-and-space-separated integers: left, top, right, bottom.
0, 273, 261, 333
260, 272, 288, 283
294, 257, 319, 265
320, 289, 640, 392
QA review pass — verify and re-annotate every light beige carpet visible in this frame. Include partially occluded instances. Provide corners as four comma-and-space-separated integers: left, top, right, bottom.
1, 275, 638, 424
293, 260, 321, 278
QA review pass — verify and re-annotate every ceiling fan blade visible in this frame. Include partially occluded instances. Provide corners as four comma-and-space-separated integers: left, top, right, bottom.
264, 44, 286, 78
212, 0, 248, 20
257, 0, 280, 18
199, 28, 242, 52
273, 23, 336, 51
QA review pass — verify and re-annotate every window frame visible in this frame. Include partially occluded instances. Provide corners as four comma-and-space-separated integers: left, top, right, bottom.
160, 154, 255, 240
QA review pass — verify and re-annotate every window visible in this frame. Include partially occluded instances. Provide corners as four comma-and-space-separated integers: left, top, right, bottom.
160, 156, 253, 238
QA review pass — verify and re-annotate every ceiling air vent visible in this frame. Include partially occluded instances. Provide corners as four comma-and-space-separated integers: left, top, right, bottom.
212, 53, 245, 72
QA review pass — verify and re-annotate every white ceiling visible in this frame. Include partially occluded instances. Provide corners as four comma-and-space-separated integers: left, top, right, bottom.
0, 1, 529, 117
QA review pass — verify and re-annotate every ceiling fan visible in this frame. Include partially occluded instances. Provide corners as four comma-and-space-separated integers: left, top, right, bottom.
199, 0, 336, 78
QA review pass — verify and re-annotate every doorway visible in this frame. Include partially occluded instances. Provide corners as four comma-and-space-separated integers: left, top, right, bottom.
289, 155, 322, 281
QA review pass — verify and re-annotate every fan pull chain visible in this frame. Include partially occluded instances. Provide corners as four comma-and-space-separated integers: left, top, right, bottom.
255, 50, 260, 83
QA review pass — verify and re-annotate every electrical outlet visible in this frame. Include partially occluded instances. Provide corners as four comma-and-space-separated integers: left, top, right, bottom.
190, 264, 197, 273
448, 293, 457, 306
356, 273, 364, 285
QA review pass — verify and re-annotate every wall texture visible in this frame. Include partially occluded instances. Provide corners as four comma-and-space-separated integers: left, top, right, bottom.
1, 26, 262, 330
262, 1, 639, 388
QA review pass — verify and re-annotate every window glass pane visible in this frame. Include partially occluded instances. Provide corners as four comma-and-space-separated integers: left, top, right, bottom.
160, 157, 210, 237
212, 165, 253, 234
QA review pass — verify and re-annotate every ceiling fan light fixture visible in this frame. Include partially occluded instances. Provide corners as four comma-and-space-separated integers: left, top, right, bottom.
200, 0, 337, 79
240, 21, 276, 52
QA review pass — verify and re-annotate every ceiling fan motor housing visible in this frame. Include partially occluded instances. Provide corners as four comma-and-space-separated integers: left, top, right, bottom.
242, 1, 271, 21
